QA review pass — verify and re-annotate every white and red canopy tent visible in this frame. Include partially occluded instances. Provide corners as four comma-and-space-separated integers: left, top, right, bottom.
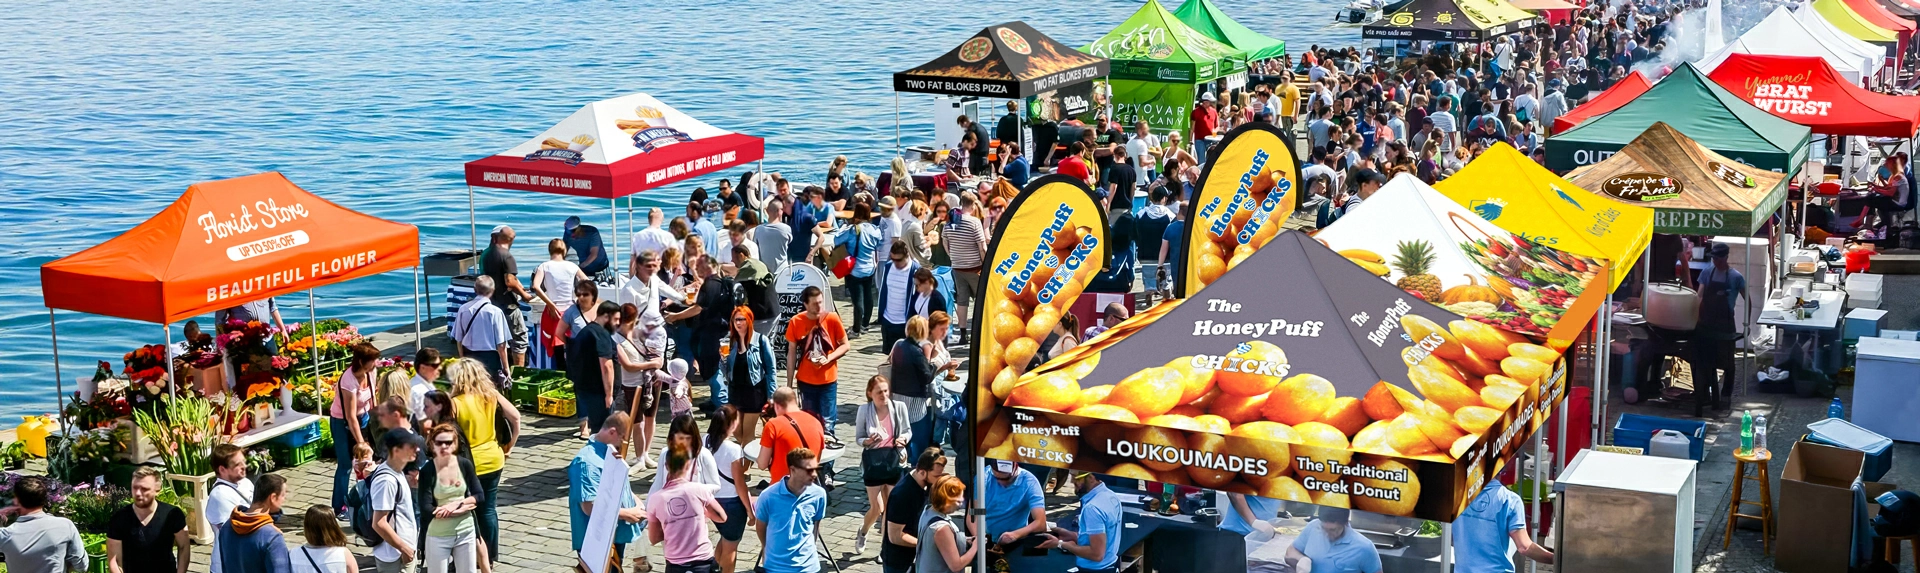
1697, 6, 1875, 85
1794, 4, 1893, 82
461, 93, 765, 253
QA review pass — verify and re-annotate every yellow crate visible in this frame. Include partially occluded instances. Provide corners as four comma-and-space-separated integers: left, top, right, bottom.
537, 393, 576, 418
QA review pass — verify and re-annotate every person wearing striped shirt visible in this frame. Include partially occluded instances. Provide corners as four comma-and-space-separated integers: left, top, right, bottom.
942, 194, 988, 343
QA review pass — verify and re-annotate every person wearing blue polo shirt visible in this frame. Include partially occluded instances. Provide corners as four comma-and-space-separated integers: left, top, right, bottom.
1456, 478, 1554, 572
982, 460, 1047, 547
569, 412, 645, 563
1285, 508, 1382, 573
1219, 492, 1284, 543
755, 447, 828, 573
1041, 471, 1123, 573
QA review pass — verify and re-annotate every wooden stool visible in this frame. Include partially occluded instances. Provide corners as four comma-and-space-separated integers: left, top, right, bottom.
1887, 534, 1920, 567
1724, 448, 1775, 553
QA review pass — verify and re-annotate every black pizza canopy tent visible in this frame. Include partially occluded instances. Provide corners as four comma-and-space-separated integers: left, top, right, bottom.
892, 21, 1108, 155
1362, 0, 1541, 42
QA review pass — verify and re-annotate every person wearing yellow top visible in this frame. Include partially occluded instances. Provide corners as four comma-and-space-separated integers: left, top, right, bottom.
447, 358, 521, 568
1276, 71, 1302, 133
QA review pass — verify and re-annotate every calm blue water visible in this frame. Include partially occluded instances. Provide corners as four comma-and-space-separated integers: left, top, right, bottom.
0, 0, 1348, 421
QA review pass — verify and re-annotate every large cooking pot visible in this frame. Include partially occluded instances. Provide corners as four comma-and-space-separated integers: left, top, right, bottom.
1645, 282, 1701, 331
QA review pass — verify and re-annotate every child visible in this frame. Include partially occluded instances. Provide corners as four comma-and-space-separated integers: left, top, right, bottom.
351, 442, 374, 481
662, 358, 692, 421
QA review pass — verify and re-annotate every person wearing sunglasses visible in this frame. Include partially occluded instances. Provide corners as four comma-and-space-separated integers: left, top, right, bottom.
406, 348, 443, 428
755, 447, 828, 573
415, 424, 482, 573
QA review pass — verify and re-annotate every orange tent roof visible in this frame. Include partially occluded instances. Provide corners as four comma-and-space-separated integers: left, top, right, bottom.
41, 172, 420, 324
1551, 71, 1653, 135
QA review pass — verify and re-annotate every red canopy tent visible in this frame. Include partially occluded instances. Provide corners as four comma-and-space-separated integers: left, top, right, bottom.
461, 93, 765, 254
1550, 70, 1653, 135
1705, 53, 1920, 137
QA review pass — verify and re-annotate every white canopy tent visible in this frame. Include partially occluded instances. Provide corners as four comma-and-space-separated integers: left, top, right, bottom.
1698, 6, 1873, 84
1793, 4, 1891, 82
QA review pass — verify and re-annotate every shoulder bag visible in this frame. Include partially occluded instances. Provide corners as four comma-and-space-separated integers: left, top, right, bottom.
860, 406, 907, 484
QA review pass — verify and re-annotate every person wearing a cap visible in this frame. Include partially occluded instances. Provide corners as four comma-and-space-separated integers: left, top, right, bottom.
371, 430, 424, 573
981, 461, 1047, 551
1342, 169, 1387, 218
1191, 91, 1220, 164
1693, 242, 1745, 409
561, 216, 610, 279
1038, 471, 1123, 573
1284, 508, 1382, 573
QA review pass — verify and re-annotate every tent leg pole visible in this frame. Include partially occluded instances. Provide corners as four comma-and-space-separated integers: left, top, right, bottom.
1530, 429, 1544, 573
309, 289, 320, 399
165, 323, 175, 397
611, 197, 620, 278
468, 185, 477, 254
1441, 522, 1453, 573
51, 309, 65, 431
414, 264, 424, 353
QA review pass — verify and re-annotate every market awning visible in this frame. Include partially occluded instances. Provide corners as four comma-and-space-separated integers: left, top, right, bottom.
893, 21, 1108, 99
1566, 122, 1790, 236
40, 172, 420, 324
1550, 70, 1652, 135
462, 93, 765, 198
1696, 6, 1874, 86
1172, 0, 1289, 61
1795, 4, 1893, 75
1815, 0, 1900, 43
1083, 0, 1248, 83
1434, 142, 1654, 291
1879, 0, 1920, 18
1845, 0, 1915, 44
1546, 63, 1812, 174
1706, 53, 1920, 138
1362, 0, 1540, 42
1507, 0, 1580, 10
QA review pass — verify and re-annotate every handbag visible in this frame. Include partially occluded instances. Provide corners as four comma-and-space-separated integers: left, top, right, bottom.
860, 408, 907, 484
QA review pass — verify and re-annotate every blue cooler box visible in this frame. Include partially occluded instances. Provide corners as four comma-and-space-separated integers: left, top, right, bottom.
1612, 413, 1708, 461
1805, 417, 1893, 482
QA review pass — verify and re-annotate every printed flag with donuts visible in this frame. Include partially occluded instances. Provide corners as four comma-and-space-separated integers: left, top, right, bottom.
1178, 122, 1302, 298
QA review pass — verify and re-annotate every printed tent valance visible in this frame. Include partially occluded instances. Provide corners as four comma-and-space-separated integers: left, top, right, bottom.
40, 172, 420, 324
893, 21, 1108, 98
463, 93, 765, 198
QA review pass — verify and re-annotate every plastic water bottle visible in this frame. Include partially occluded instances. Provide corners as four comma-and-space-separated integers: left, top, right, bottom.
1828, 398, 1845, 419
1740, 410, 1754, 455
1754, 414, 1769, 454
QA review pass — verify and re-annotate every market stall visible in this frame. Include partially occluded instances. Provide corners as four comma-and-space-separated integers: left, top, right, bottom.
1706, 53, 1920, 138
1844, 0, 1915, 55
1566, 123, 1793, 409
463, 93, 764, 365
1549, 71, 1652, 136
1695, 7, 1876, 86
1547, 63, 1813, 174
1795, 3, 1896, 83
39, 171, 420, 539
1434, 142, 1656, 448
968, 125, 1605, 572
1172, 0, 1289, 63
1813, 0, 1901, 47
892, 20, 1107, 175
1084, 0, 1246, 136
1361, 0, 1539, 42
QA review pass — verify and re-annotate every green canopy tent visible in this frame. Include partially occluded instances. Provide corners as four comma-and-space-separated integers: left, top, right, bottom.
1546, 63, 1812, 175
1172, 0, 1288, 62
1084, 0, 1248, 136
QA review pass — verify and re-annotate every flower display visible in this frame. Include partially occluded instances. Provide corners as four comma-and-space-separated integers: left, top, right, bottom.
120, 344, 171, 411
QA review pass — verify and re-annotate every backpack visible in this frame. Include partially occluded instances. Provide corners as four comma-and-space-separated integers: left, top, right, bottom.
347, 465, 401, 547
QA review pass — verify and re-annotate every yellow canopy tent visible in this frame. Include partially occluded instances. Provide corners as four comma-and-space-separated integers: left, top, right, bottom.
1433, 143, 1654, 291
1815, 0, 1899, 43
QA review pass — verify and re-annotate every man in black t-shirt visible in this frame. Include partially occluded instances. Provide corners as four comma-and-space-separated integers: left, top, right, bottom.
666, 254, 733, 409
882, 449, 948, 573
480, 225, 533, 368
566, 300, 619, 433
108, 468, 188, 573
1108, 147, 1138, 209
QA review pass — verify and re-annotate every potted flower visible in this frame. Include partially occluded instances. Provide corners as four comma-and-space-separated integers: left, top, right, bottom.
0, 441, 27, 471
121, 345, 171, 415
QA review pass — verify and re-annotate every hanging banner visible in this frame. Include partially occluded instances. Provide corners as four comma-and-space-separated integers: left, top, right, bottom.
1178, 122, 1303, 298
1111, 79, 1196, 137
969, 174, 1112, 447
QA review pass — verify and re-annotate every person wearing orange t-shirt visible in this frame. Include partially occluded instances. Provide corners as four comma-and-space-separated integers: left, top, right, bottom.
758, 387, 824, 486
784, 286, 849, 451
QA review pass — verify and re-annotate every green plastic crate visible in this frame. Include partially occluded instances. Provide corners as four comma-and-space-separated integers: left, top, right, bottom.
509, 375, 560, 407
275, 441, 325, 468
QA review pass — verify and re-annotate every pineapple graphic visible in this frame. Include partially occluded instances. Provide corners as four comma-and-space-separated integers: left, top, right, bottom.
1392, 240, 1443, 301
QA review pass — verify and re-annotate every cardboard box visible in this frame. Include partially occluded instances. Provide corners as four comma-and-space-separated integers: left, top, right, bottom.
1775, 441, 1864, 573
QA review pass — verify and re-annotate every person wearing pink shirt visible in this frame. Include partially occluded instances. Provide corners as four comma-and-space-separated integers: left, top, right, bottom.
647, 443, 726, 572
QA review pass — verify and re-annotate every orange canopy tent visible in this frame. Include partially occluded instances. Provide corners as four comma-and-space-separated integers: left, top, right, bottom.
42, 172, 420, 323
39, 171, 420, 415
1551, 70, 1653, 135
1845, 0, 1915, 53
